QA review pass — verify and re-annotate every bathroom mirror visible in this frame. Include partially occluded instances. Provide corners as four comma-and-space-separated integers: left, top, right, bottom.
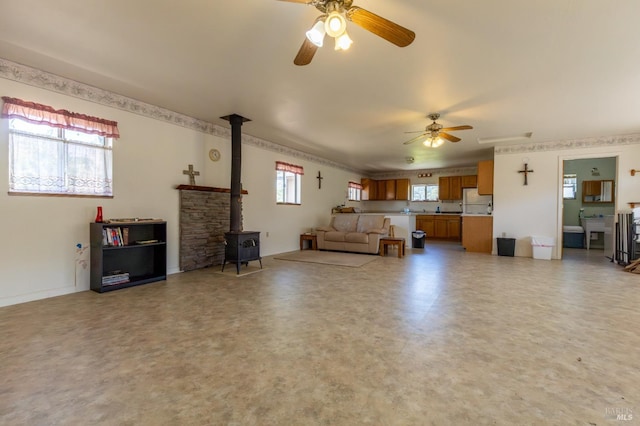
582, 180, 614, 203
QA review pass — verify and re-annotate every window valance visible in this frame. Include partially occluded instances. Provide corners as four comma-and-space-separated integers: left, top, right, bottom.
348, 181, 363, 189
1, 96, 120, 138
276, 161, 304, 175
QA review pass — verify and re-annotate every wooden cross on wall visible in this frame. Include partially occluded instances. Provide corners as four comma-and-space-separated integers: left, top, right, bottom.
317, 171, 323, 189
518, 163, 534, 185
183, 164, 200, 186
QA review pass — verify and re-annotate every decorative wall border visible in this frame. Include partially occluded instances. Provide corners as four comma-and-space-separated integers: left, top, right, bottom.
494, 133, 640, 155
0, 58, 361, 174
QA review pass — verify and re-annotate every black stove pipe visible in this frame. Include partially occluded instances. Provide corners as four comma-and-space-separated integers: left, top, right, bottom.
220, 114, 250, 233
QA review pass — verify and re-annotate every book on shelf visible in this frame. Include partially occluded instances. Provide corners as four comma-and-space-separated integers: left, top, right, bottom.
135, 239, 159, 245
102, 227, 128, 247
102, 272, 130, 286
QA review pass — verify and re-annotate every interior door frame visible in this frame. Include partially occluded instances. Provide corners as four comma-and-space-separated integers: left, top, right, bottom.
557, 153, 620, 260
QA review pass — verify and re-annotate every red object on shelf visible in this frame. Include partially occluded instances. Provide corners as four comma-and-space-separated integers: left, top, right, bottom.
95, 206, 103, 223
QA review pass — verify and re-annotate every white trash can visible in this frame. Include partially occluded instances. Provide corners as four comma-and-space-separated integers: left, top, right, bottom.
531, 236, 555, 260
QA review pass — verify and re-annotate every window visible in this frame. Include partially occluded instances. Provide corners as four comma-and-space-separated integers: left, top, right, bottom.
563, 174, 577, 199
2, 97, 119, 197
348, 181, 362, 201
411, 183, 439, 201
276, 161, 303, 204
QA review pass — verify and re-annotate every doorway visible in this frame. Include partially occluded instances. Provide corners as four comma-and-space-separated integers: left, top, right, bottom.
561, 156, 617, 260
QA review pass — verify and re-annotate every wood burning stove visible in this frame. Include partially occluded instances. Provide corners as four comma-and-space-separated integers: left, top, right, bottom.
220, 113, 262, 274
222, 231, 262, 274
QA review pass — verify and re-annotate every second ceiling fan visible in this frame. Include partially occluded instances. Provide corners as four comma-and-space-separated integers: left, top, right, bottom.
278, 0, 415, 65
403, 113, 473, 148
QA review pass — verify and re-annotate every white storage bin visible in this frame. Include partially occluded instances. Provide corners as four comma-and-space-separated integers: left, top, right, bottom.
531, 236, 555, 260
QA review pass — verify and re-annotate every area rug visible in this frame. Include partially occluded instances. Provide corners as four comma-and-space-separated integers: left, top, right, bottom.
274, 250, 378, 268
213, 264, 266, 277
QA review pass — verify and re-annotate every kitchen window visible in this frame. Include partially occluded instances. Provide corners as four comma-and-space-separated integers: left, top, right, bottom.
348, 181, 362, 201
411, 183, 439, 201
563, 174, 577, 199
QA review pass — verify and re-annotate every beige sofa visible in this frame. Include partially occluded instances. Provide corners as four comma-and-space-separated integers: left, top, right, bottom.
316, 214, 390, 254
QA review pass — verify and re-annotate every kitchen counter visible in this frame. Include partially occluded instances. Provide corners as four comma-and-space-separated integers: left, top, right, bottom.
359, 211, 463, 216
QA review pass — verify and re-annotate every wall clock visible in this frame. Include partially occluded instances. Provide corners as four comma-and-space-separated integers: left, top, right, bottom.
209, 148, 221, 162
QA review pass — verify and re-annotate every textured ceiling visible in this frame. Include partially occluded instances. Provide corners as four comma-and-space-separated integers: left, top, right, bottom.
1, 0, 640, 172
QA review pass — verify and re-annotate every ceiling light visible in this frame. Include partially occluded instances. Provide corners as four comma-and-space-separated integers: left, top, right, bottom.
305, 20, 326, 47
423, 137, 444, 148
334, 31, 353, 51
325, 11, 347, 37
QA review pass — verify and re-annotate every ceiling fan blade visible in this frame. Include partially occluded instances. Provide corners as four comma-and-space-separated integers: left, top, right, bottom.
403, 133, 427, 145
440, 125, 473, 132
404, 130, 425, 134
294, 38, 319, 66
440, 132, 461, 143
346, 6, 415, 47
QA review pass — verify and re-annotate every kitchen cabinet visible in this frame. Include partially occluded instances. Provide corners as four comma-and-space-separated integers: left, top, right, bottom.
439, 176, 462, 200
416, 214, 461, 241
462, 215, 493, 253
582, 180, 614, 203
477, 160, 494, 195
361, 178, 376, 201
395, 178, 409, 200
361, 178, 410, 200
461, 175, 477, 188
447, 217, 461, 239
438, 177, 450, 200
376, 180, 387, 200
385, 179, 396, 200
416, 216, 435, 236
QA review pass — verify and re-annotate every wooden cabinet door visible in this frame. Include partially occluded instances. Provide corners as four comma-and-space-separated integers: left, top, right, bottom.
450, 176, 462, 200
416, 216, 435, 237
395, 178, 409, 200
361, 178, 375, 201
376, 180, 386, 200
583, 180, 601, 196
461, 175, 477, 188
385, 180, 396, 200
439, 177, 451, 200
434, 219, 448, 238
478, 160, 494, 195
447, 218, 461, 240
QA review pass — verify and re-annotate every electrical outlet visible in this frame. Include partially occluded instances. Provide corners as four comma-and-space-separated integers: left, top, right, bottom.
266, 232, 270, 237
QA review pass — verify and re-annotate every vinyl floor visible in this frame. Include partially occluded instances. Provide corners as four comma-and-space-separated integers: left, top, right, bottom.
1, 242, 637, 425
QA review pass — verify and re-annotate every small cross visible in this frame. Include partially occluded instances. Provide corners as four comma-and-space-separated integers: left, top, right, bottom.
183, 164, 200, 186
317, 171, 323, 189
518, 163, 534, 185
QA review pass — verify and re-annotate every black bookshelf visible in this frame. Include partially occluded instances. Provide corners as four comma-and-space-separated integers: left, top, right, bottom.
90, 221, 167, 293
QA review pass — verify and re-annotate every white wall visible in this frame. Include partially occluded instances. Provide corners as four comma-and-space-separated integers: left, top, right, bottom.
0, 77, 361, 307
493, 136, 640, 259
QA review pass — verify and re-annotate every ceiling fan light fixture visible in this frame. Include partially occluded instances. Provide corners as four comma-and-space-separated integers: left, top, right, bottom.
423, 137, 444, 148
325, 11, 347, 37
305, 20, 326, 47
334, 30, 353, 50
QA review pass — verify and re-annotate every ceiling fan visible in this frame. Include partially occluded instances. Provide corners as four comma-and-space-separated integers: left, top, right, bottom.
277, 0, 415, 65
403, 113, 473, 148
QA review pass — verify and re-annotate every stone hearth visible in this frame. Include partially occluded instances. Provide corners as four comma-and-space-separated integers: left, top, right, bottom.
177, 185, 246, 271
